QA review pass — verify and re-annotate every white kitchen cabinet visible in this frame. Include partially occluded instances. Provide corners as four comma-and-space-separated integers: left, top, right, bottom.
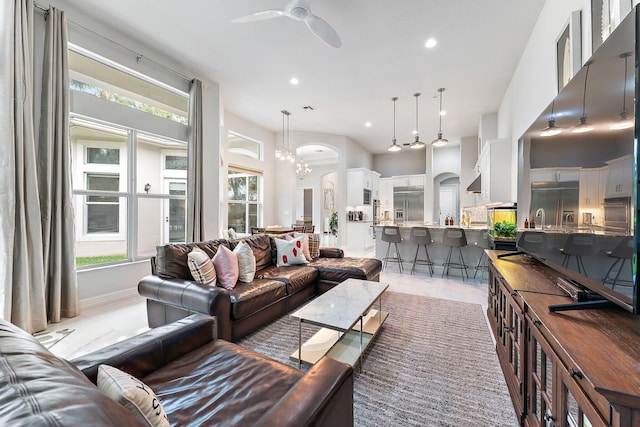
605, 155, 633, 197
347, 167, 378, 206
346, 222, 373, 251
372, 171, 381, 199
530, 167, 580, 183
393, 174, 425, 188
379, 178, 393, 209
579, 167, 607, 208
475, 139, 512, 205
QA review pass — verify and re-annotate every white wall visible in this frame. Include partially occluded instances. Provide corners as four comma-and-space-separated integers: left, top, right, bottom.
372, 150, 427, 177
295, 163, 339, 231
460, 136, 478, 209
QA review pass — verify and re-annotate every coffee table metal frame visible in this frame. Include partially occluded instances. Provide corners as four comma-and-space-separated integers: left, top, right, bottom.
289, 278, 389, 369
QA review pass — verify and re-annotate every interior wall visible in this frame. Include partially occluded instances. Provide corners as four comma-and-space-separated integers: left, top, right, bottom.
296, 163, 338, 231
372, 150, 427, 177
460, 136, 479, 208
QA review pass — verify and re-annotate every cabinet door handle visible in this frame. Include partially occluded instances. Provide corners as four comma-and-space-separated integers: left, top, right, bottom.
533, 319, 542, 326
568, 368, 583, 379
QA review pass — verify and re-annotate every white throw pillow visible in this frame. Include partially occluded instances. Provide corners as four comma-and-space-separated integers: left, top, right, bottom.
187, 248, 216, 285
275, 236, 308, 267
228, 228, 237, 240
97, 364, 169, 427
233, 241, 256, 283
289, 232, 312, 261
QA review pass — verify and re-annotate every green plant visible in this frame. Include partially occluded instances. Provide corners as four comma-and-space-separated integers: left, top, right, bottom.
493, 221, 517, 238
329, 211, 338, 236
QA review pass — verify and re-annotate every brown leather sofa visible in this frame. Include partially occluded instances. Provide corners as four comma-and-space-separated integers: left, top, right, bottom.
138, 233, 382, 342
0, 314, 354, 427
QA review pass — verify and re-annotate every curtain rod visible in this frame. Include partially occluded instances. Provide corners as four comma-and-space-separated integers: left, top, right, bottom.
33, 1, 192, 83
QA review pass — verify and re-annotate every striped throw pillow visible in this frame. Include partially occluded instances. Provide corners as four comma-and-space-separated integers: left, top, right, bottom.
187, 248, 216, 285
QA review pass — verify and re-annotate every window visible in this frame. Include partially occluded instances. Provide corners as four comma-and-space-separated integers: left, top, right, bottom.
228, 132, 262, 160
228, 169, 261, 234
69, 46, 189, 268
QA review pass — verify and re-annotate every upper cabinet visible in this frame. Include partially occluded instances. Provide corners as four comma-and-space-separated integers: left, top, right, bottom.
605, 155, 633, 197
579, 167, 607, 208
372, 171, 381, 199
379, 178, 393, 209
475, 139, 513, 205
393, 175, 425, 188
530, 167, 580, 183
347, 167, 377, 206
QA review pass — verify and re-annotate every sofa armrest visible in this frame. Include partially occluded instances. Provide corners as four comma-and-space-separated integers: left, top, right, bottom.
254, 357, 354, 427
71, 314, 216, 384
138, 274, 232, 340
319, 247, 344, 258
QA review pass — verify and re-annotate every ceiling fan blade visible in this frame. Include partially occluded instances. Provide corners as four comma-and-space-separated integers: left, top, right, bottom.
231, 9, 285, 23
305, 14, 342, 48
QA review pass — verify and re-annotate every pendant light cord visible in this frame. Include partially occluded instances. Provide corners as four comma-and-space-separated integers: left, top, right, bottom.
392, 96, 398, 141
581, 61, 594, 118
415, 93, 420, 136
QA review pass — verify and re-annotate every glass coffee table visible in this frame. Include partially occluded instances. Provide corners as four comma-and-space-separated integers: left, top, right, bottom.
290, 278, 389, 369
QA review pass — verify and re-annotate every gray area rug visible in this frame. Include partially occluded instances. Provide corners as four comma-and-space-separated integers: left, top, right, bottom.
238, 291, 517, 427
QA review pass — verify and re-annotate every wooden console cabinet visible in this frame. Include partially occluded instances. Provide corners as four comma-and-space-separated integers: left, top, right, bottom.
487, 251, 640, 427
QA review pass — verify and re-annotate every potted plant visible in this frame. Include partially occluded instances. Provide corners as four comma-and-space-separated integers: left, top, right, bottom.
329, 212, 338, 236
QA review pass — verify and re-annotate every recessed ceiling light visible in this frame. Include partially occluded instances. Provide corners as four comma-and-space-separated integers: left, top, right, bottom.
290, 77, 299, 85
440, 111, 447, 116
425, 38, 437, 48
412, 130, 418, 135
365, 122, 372, 127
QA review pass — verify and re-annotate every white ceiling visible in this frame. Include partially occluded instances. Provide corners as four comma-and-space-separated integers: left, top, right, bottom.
68, 0, 544, 155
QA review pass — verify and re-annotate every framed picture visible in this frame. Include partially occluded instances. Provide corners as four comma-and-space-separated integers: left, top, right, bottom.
556, 10, 582, 93
591, 0, 623, 54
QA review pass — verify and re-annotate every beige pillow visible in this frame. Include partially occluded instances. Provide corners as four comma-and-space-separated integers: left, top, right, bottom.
228, 228, 237, 240
233, 241, 256, 282
187, 248, 216, 285
212, 245, 239, 289
275, 236, 308, 267
97, 365, 169, 427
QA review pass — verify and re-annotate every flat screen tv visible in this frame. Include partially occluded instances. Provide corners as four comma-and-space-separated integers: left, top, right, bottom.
516, 6, 638, 313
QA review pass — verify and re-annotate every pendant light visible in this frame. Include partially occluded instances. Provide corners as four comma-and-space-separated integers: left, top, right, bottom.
410, 93, 426, 149
276, 110, 295, 162
387, 97, 401, 152
611, 52, 634, 130
572, 60, 595, 134
432, 88, 449, 147
540, 100, 562, 137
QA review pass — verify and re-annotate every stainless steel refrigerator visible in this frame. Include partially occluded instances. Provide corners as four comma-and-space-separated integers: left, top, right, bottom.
394, 186, 424, 224
530, 181, 579, 228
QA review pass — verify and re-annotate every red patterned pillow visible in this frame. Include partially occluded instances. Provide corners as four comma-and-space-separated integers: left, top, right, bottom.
288, 232, 311, 261
274, 236, 308, 267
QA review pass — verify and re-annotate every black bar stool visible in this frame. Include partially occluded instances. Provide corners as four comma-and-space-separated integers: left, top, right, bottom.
381, 226, 404, 273
441, 227, 469, 280
560, 233, 599, 277
473, 229, 490, 279
409, 227, 434, 276
602, 236, 633, 290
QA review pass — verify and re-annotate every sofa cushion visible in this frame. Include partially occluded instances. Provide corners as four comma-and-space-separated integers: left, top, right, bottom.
227, 279, 287, 320
257, 265, 319, 295
156, 240, 229, 280
143, 340, 303, 427
98, 364, 170, 427
233, 241, 256, 283
187, 248, 216, 285
274, 236, 308, 267
213, 245, 239, 289
232, 233, 273, 272
309, 257, 383, 283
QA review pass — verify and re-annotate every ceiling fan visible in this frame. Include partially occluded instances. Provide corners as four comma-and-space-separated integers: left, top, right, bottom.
231, 0, 342, 48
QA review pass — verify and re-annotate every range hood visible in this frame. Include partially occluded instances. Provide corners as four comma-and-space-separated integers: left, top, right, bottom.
466, 174, 481, 193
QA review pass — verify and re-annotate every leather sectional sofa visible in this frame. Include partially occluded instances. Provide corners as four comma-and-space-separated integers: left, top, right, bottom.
0, 314, 354, 426
138, 233, 382, 342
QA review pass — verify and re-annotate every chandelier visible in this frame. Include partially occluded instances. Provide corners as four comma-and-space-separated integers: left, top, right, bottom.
275, 110, 295, 162
296, 158, 312, 180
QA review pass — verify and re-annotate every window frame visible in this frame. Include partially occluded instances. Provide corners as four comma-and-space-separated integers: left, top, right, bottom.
228, 168, 263, 234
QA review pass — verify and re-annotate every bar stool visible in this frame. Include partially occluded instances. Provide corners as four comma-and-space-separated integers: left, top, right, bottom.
516, 231, 548, 254
602, 236, 633, 290
408, 227, 434, 276
441, 227, 469, 280
560, 233, 599, 277
473, 229, 490, 279
381, 226, 404, 273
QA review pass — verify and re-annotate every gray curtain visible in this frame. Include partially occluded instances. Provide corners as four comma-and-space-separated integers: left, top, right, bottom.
187, 78, 204, 242
38, 6, 78, 322
6, 0, 48, 333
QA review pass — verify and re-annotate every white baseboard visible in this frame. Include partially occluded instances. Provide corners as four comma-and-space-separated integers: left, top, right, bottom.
80, 287, 140, 312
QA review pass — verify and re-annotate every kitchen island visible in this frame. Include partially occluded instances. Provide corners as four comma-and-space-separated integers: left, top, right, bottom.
373, 224, 488, 276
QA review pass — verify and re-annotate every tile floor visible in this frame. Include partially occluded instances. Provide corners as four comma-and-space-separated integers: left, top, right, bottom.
45, 240, 491, 360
